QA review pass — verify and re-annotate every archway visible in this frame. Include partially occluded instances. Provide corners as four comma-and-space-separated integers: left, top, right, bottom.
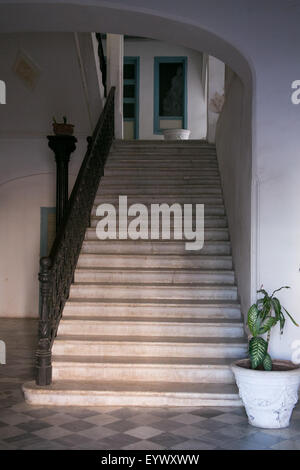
0, 0, 255, 316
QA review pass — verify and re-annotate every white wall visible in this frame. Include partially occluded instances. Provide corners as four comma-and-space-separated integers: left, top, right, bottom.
207, 56, 225, 143
0, 32, 101, 317
215, 72, 252, 319
106, 34, 124, 139
104, 39, 207, 140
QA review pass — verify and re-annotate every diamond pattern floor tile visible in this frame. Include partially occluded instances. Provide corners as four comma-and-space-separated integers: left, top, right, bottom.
0, 319, 299, 450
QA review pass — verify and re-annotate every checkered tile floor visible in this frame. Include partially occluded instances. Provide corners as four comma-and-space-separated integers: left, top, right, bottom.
1, 319, 300, 450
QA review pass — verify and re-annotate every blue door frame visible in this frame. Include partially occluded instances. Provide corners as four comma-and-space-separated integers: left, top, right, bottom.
153, 56, 188, 135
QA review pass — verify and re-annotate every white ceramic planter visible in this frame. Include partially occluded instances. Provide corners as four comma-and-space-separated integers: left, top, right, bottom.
231, 359, 300, 429
163, 129, 191, 140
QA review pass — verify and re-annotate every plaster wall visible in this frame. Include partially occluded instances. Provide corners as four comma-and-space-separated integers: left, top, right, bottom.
0, 32, 101, 317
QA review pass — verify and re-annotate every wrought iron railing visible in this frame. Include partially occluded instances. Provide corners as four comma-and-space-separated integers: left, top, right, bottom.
36, 87, 115, 385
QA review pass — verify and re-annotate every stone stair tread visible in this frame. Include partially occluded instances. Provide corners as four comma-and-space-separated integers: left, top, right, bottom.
106, 166, 218, 170
66, 298, 240, 306
83, 240, 230, 245
72, 282, 236, 288
110, 153, 217, 157
78, 254, 232, 259
105, 167, 219, 171
107, 161, 218, 165
99, 178, 222, 182
52, 356, 238, 366
113, 148, 216, 151
110, 163, 219, 166
94, 191, 221, 195
61, 316, 242, 324
97, 191, 222, 195
113, 151, 215, 154
86, 227, 228, 232
101, 176, 220, 179
23, 380, 239, 396
90, 217, 227, 223
75, 267, 234, 273
107, 156, 218, 159
92, 202, 224, 208
55, 335, 246, 344
96, 188, 221, 192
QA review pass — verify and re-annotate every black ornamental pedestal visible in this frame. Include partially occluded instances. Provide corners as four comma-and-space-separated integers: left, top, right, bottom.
47, 135, 77, 231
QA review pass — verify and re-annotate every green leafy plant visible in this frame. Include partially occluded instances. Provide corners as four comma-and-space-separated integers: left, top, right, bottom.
52, 116, 68, 124
247, 286, 299, 371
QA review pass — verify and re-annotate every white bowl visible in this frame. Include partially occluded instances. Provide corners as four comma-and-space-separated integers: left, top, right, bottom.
162, 129, 191, 140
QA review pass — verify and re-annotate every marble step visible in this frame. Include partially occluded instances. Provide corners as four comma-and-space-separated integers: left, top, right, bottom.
111, 146, 216, 153
57, 317, 244, 338
113, 138, 211, 143
74, 268, 235, 285
52, 335, 247, 358
100, 176, 221, 185
101, 172, 220, 179
93, 194, 223, 205
106, 161, 218, 169
51, 356, 237, 384
81, 240, 231, 255
107, 157, 217, 165
91, 205, 225, 217
63, 299, 242, 320
22, 381, 242, 407
112, 142, 215, 150
69, 283, 238, 301
85, 227, 229, 241
77, 254, 233, 270
97, 185, 222, 195
104, 168, 220, 177
112, 146, 216, 153
90, 216, 227, 229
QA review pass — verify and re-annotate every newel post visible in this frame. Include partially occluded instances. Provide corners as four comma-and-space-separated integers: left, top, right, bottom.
47, 135, 77, 231
36, 257, 52, 385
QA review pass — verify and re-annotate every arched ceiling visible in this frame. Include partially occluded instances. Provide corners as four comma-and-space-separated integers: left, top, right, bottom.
0, 1, 253, 87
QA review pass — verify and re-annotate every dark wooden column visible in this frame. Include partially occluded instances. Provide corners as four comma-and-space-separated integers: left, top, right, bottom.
47, 135, 77, 231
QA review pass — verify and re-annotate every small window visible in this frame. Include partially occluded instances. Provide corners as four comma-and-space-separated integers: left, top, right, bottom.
123, 102, 135, 119
124, 63, 135, 80
124, 84, 135, 99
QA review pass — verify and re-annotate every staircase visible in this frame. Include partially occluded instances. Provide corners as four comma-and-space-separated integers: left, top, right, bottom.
24, 140, 247, 407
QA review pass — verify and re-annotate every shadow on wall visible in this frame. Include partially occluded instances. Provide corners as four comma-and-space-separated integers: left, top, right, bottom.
215, 71, 252, 320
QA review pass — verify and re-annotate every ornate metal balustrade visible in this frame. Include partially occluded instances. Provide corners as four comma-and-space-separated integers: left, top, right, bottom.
36, 87, 115, 386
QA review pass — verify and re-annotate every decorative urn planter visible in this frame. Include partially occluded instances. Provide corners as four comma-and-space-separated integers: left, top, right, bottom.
162, 129, 191, 140
53, 122, 74, 136
52, 116, 74, 136
231, 359, 300, 429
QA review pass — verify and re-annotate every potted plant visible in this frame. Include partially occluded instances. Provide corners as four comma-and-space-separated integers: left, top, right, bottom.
231, 286, 300, 429
52, 116, 74, 136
